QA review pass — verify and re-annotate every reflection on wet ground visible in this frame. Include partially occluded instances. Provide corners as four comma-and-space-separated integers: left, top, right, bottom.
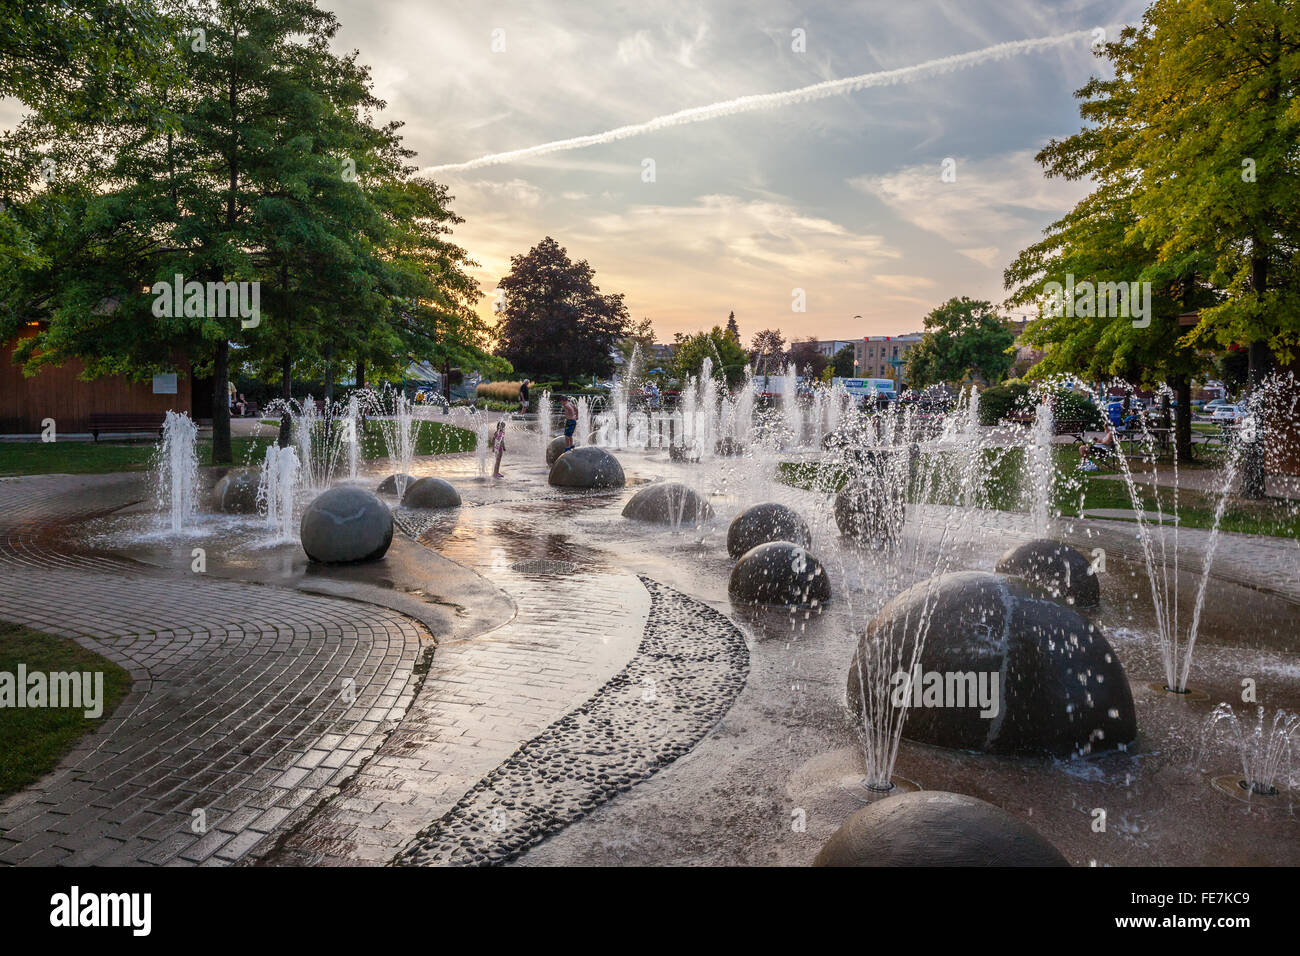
22, 443, 1300, 865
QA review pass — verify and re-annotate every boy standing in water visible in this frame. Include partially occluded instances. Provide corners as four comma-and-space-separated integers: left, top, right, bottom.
562, 395, 578, 453
519, 379, 530, 414
492, 419, 507, 478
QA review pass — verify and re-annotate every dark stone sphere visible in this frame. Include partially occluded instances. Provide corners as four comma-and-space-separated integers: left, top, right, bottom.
714, 437, 746, 457
728, 541, 831, 607
376, 473, 417, 495
400, 476, 461, 509
996, 539, 1100, 608
300, 487, 393, 564
834, 477, 905, 546
212, 468, 261, 514
549, 434, 589, 466
548, 445, 625, 488
668, 443, 701, 463
726, 502, 811, 558
846, 571, 1136, 757
813, 792, 1069, 867
622, 482, 714, 525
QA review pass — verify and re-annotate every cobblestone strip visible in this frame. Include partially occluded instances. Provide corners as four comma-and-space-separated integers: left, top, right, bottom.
393, 577, 749, 866
260, 553, 649, 864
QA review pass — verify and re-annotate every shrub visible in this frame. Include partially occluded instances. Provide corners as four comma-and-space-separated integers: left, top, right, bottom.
476, 381, 524, 402
978, 382, 1031, 425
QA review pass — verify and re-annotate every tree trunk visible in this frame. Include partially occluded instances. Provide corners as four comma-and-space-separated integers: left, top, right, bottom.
1242, 254, 1271, 499
1172, 375, 1192, 464
211, 339, 232, 464
355, 357, 365, 392
323, 341, 335, 405
277, 351, 293, 448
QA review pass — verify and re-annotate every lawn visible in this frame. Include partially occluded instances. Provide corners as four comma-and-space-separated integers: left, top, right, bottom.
0, 621, 132, 798
0, 420, 475, 477
778, 446, 1300, 539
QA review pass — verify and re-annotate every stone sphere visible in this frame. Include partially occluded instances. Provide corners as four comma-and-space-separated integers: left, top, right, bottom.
728, 541, 831, 607
714, 437, 746, 457
546, 435, 575, 466
813, 792, 1069, 867
834, 477, 905, 546
548, 445, 625, 488
846, 571, 1135, 757
300, 487, 394, 564
726, 502, 811, 558
622, 482, 714, 525
996, 539, 1100, 608
376, 473, 417, 495
212, 468, 261, 514
400, 476, 461, 509
668, 443, 701, 463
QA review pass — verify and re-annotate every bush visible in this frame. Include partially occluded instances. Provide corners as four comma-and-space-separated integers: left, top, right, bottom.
1051, 390, 1104, 429
476, 381, 524, 402
978, 382, 1031, 425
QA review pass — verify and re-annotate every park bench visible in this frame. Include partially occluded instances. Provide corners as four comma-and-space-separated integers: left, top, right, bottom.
1007, 413, 1090, 442
89, 412, 167, 442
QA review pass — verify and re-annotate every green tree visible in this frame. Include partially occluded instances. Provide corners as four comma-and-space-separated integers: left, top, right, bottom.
672, 326, 747, 389
749, 328, 785, 376
495, 236, 629, 386
787, 337, 829, 378
724, 310, 740, 341
905, 297, 1015, 387
832, 344, 855, 378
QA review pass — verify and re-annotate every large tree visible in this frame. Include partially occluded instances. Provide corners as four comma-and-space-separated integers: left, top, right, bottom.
495, 236, 628, 386
786, 337, 829, 378
905, 297, 1015, 387
4, 0, 491, 462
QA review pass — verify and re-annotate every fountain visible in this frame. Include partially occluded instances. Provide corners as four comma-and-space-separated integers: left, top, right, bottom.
153, 410, 199, 533
1027, 395, 1054, 534
256, 443, 300, 540
1203, 704, 1299, 799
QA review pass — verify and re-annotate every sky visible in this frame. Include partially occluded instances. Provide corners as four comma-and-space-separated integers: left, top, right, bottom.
4, 0, 1152, 345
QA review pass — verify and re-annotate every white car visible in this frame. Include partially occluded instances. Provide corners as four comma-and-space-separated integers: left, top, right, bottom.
1211, 404, 1245, 423
1204, 398, 1230, 413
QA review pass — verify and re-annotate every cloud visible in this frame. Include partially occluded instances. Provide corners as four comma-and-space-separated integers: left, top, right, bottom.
423, 28, 1112, 173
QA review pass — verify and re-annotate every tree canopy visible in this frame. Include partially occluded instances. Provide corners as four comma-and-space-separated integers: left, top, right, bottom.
905, 297, 1015, 387
494, 236, 629, 386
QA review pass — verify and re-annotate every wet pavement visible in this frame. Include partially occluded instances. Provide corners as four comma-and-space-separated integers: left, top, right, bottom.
1, 439, 1299, 867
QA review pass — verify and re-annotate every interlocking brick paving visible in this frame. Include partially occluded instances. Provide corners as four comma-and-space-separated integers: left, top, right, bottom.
0, 474, 429, 866
393, 577, 749, 866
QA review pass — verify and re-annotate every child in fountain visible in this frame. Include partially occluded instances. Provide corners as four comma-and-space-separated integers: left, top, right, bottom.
562, 396, 578, 453
492, 420, 507, 478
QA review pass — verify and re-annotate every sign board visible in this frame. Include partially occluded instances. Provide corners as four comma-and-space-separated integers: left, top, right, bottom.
152, 373, 178, 395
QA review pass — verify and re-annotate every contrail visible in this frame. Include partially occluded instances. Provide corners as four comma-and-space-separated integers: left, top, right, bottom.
425, 28, 1111, 174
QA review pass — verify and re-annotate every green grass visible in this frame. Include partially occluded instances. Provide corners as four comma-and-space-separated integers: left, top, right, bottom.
778, 446, 1300, 540
0, 421, 475, 476
0, 621, 131, 798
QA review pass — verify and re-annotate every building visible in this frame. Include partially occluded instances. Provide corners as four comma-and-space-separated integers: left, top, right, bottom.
854, 334, 924, 387
1, 321, 200, 435
813, 340, 858, 360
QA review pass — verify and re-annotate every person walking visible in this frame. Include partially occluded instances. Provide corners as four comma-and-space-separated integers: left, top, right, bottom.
519, 379, 530, 414
562, 395, 578, 453
492, 419, 507, 478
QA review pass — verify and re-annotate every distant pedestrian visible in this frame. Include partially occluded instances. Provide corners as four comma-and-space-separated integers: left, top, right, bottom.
492, 420, 506, 478
519, 379, 530, 414
562, 395, 578, 452
645, 381, 661, 411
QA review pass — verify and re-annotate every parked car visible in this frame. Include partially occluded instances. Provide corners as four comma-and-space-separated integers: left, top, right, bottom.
1211, 404, 1245, 423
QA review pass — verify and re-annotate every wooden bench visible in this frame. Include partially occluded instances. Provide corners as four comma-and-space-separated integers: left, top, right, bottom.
1007, 414, 1090, 441
89, 412, 167, 442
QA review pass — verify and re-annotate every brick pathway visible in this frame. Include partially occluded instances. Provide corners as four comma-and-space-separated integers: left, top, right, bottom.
0, 475, 429, 866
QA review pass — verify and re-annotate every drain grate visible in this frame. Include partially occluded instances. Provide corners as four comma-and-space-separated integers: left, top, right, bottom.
510, 559, 578, 575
